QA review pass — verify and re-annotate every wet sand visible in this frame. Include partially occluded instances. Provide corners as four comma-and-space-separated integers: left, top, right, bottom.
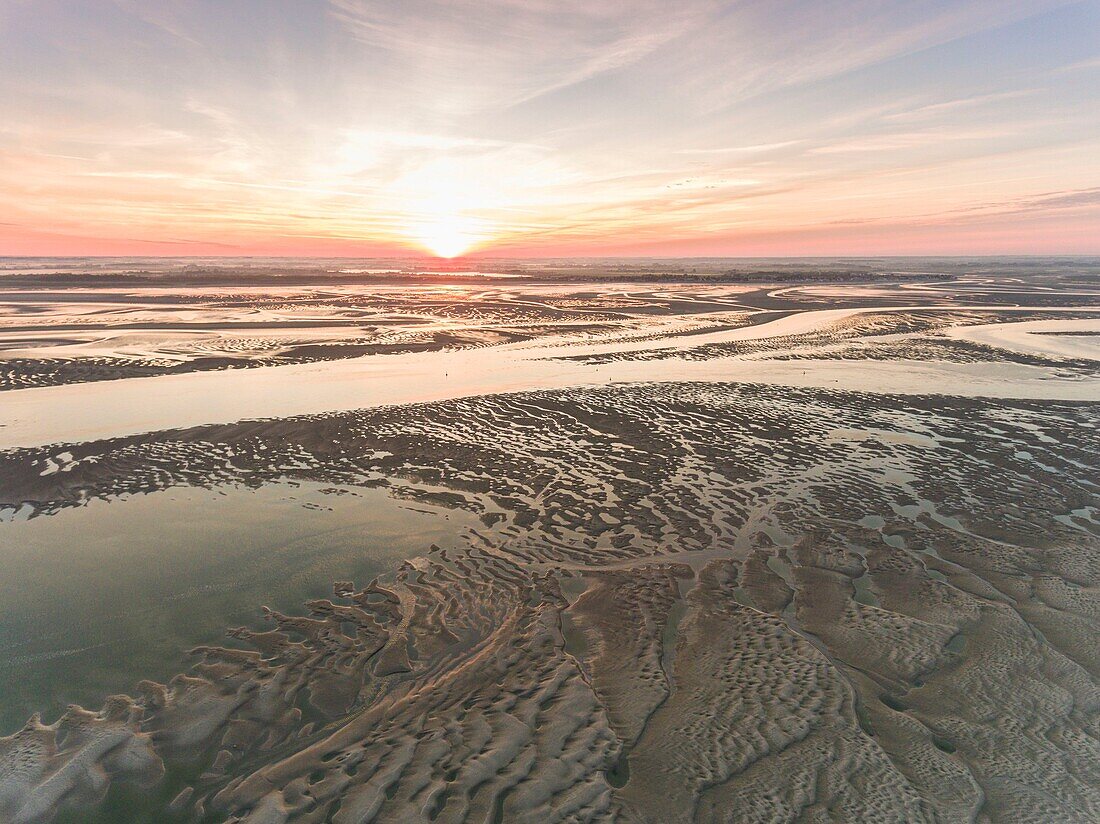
2, 304, 1097, 449
1, 263, 1098, 823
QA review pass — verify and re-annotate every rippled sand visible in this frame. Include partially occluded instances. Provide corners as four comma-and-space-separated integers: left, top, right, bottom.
0, 261, 1097, 823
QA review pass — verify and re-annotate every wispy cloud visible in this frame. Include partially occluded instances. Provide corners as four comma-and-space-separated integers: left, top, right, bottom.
641, 0, 1070, 113
808, 128, 1014, 154
1052, 54, 1100, 74
981, 186, 1100, 217
0, 0, 1097, 255
327, 0, 716, 112
675, 141, 804, 155
884, 89, 1041, 122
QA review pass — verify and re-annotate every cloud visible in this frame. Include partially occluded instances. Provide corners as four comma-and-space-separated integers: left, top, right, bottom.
808, 128, 1014, 154
327, 0, 717, 112
639, 0, 1070, 113
1052, 55, 1100, 74
675, 140, 804, 155
884, 89, 1041, 122
992, 186, 1100, 215
1, 0, 1096, 255
112, 0, 204, 48
824, 186, 1100, 227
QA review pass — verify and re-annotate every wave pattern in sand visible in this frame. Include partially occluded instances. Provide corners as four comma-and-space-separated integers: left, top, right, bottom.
2, 380, 1098, 822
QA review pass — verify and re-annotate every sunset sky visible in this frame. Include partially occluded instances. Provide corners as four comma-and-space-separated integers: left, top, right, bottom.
2, 0, 1099, 258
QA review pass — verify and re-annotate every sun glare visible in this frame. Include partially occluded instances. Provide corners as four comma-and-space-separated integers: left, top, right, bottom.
394, 158, 500, 258
415, 215, 481, 258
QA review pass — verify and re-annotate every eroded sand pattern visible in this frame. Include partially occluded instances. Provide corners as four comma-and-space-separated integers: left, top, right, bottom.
0, 260, 1098, 823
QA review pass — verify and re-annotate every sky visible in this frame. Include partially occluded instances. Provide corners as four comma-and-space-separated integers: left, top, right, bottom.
1, 0, 1099, 258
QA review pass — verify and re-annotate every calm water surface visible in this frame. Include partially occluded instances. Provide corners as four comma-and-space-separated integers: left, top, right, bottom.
0, 481, 478, 733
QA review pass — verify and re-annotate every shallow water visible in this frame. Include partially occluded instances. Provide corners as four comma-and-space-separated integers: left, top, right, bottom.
0, 481, 478, 733
944, 317, 1100, 360
2, 308, 1098, 449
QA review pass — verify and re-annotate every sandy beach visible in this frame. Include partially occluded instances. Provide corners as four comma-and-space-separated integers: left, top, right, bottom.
1, 262, 1098, 822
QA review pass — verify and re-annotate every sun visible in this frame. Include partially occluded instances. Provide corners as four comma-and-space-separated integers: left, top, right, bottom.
394, 158, 497, 258
416, 215, 481, 259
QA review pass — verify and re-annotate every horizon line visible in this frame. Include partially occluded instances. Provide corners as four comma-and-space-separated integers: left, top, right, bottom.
3, 253, 1100, 261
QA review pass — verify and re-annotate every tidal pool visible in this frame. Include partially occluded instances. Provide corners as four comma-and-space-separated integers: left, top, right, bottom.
0, 481, 478, 733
